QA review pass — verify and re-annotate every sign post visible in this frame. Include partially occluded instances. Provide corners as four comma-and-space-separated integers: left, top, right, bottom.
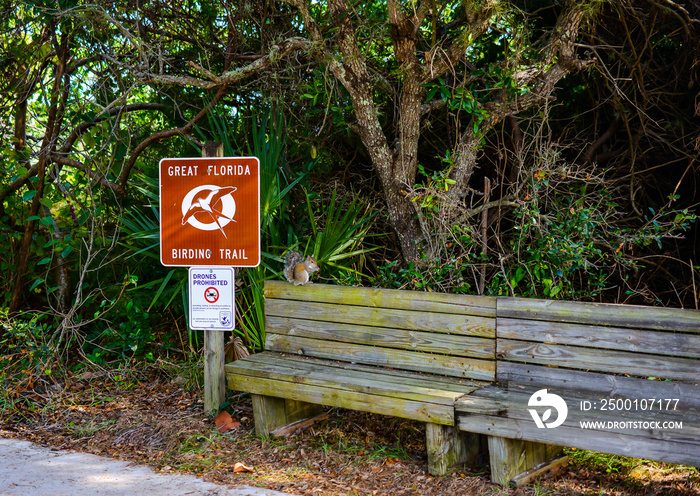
158, 142, 260, 414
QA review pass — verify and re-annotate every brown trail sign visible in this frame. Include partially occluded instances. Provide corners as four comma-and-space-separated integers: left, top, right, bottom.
159, 156, 260, 267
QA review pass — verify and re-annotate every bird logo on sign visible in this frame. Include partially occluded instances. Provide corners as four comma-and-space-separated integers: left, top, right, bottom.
180, 185, 237, 238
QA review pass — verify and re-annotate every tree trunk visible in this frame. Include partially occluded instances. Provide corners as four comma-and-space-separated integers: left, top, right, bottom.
384, 178, 422, 262
449, 129, 481, 201
9, 34, 67, 314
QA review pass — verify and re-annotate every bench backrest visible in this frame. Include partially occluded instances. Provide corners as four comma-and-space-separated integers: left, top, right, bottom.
492, 298, 700, 467
496, 297, 700, 392
263, 280, 497, 382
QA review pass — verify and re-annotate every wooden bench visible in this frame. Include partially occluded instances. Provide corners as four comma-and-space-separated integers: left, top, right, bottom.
226, 280, 498, 475
226, 283, 699, 485
456, 298, 700, 485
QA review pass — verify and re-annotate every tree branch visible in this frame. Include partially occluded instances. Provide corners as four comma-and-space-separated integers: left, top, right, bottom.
134, 37, 311, 89
59, 103, 167, 155
447, 0, 596, 199
117, 87, 227, 195
113, 35, 310, 194
49, 154, 120, 192
423, 0, 498, 82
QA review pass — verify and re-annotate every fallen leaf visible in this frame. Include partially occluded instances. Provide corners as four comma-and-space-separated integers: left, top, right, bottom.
214, 411, 241, 433
233, 461, 254, 473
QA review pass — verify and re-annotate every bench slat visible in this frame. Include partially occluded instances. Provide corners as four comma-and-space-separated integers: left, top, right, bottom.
266, 316, 495, 359
240, 353, 483, 393
497, 362, 700, 407
266, 334, 496, 381
498, 339, 699, 382
231, 374, 454, 425
265, 280, 496, 316
456, 390, 700, 440
227, 354, 472, 406
498, 297, 700, 332
498, 318, 700, 358
267, 299, 496, 338
457, 414, 700, 467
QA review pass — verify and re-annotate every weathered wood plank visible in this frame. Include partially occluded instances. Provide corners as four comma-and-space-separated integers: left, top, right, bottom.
265, 280, 496, 316
232, 374, 454, 424
498, 339, 699, 382
524, 440, 546, 471
497, 297, 700, 332
545, 443, 563, 460
426, 424, 479, 475
266, 315, 495, 358
509, 455, 569, 487
498, 318, 700, 359
460, 383, 697, 415
455, 387, 509, 416
270, 412, 330, 437
456, 391, 700, 441
285, 398, 324, 427
496, 362, 700, 408
234, 353, 485, 394
458, 414, 700, 467
267, 300, 496, 338
266, 334, 496, 381
226, 356, 469, 405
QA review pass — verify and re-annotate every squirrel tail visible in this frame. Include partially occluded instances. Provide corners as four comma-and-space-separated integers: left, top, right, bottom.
284, 250, 303, 283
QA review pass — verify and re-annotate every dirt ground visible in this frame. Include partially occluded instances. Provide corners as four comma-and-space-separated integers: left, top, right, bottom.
1, 369, 698, 496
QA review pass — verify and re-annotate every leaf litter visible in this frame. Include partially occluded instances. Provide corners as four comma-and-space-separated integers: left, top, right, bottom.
1, 369, 697, 496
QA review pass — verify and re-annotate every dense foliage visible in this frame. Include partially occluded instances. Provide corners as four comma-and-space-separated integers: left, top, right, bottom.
1, 0, 698, 381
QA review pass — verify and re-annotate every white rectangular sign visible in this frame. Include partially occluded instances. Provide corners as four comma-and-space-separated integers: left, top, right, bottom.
188, 267, 235, 331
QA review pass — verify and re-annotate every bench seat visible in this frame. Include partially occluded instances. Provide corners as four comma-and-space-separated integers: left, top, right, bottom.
228, 352, 487, 425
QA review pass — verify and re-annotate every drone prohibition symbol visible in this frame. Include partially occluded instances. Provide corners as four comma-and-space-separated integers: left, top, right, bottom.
204, 287, 219, 303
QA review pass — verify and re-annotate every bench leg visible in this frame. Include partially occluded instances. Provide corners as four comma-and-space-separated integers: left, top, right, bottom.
251, 394, 324, 437
426, 423, 481, 475
488, 436, 563, 486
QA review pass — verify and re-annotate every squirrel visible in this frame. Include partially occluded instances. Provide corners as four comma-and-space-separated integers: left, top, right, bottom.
284, 251, 319, 286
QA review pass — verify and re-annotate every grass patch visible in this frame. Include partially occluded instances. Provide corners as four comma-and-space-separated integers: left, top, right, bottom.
69, 419, 114, 439
567, 448, 643, 474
